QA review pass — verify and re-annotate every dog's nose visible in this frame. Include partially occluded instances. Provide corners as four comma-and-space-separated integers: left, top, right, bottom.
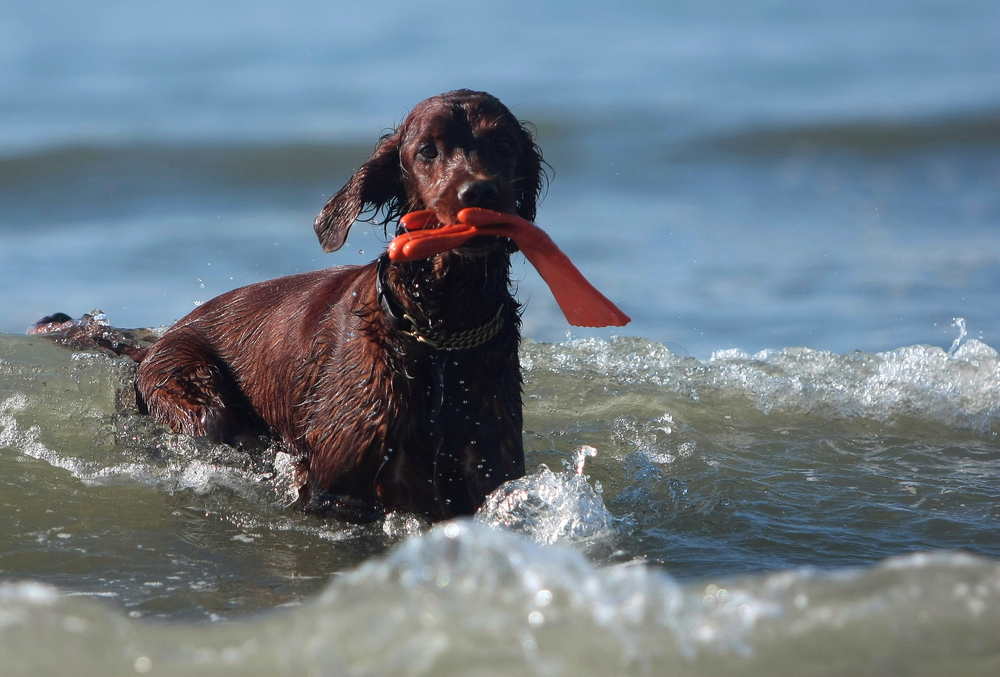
458, 180, 500, 208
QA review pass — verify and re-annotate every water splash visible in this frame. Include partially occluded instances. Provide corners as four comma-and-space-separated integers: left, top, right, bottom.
477, 448, 618, 552
948, 317, 967, 357
573, 444, 598, 474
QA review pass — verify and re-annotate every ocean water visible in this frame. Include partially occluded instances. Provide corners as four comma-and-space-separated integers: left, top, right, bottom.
1, 1, 999, 675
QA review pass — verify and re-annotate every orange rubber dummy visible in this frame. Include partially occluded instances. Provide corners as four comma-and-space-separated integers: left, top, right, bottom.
388, 208, 630, 328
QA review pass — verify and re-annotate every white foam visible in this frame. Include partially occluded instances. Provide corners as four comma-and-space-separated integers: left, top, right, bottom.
477, 447, 618, 552
523, 336, 1000, 434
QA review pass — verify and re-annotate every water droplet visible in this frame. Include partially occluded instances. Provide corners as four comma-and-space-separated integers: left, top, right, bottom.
949, 317, 967, 356
573, 445, 598, 474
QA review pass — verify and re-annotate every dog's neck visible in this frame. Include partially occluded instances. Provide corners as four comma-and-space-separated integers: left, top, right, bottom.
377, 249, 515, 350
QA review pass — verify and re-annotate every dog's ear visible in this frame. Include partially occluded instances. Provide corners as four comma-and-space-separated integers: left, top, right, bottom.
514, 122, 545, 224
314, 131, 404, 253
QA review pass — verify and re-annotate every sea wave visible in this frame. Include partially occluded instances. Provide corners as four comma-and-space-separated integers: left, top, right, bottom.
522, 335, 1000, 436
0, 523, 996, 676
3, 108, 995, 223
685, 108, 1000, 158
1, 332, 998, 674
0, 142, 374, 226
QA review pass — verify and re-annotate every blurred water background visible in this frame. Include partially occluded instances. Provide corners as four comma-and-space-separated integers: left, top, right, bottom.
0, 1, 998, 675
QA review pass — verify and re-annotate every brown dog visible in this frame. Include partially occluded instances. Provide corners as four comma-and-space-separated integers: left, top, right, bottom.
135, 90, 543, 520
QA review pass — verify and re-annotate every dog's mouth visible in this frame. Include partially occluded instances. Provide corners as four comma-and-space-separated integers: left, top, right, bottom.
454, 233, 508, 256
397, 208, 514, 257
388, 208, 631, 328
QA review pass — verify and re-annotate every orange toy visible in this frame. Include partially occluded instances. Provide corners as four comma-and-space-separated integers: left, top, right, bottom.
388, 208, 630, 328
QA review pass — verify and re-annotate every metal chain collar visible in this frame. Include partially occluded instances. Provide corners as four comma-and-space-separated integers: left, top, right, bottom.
376, 256, 505, 351
398, 305, 505, 351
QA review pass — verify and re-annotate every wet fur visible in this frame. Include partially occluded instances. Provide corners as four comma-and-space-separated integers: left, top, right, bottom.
135, 90, 544, 519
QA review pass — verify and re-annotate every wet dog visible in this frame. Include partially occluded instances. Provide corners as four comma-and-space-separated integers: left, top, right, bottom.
134, 90, 543, 520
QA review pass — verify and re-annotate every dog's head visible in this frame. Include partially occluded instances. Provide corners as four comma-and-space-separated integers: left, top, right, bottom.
314, 89, 544, 253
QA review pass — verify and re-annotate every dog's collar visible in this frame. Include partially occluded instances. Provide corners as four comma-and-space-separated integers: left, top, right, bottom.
375, 256, 504, 351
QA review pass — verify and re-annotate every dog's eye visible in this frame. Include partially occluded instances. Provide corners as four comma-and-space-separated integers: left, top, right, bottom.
418, 143, 438, 160
494, 138, 513, 154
